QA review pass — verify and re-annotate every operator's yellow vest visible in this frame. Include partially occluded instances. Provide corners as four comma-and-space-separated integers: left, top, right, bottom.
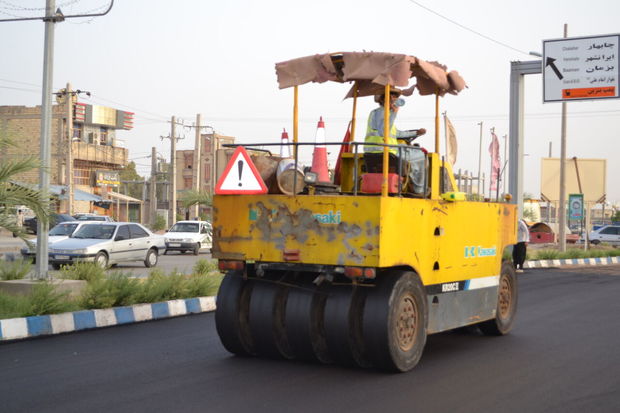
364, 108, 398, 154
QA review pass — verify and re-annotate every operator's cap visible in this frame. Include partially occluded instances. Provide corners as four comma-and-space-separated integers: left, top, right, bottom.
374, 87, 402, 103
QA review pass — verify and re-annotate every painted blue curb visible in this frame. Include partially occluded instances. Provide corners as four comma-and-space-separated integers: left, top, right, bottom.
524, 255, 620, 269
0, 296, 216, 342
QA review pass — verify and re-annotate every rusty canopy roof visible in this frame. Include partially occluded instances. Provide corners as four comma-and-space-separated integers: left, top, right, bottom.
275, 52, 466, 98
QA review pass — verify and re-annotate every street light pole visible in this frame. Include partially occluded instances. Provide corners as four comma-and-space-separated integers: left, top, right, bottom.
558, 24, 569, 252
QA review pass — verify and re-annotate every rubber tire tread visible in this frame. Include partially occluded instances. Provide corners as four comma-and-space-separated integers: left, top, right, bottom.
479, 261, 518, 336
285, 282, 331, 364
248, 280, 294, 359
144, 248, 158, 267
324, 284, 372, 368
363, 271, 427, 372
215, 271, 255, 356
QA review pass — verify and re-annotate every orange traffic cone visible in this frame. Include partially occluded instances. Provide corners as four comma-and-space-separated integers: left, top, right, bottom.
280, 128, 291, 158
311, 116, 330, 183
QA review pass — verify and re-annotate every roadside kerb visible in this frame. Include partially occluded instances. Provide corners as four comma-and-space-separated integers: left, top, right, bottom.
0, 296, 216, 342
525, 256, 620, 268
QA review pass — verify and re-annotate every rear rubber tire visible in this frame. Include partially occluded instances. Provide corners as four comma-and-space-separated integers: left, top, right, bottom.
144, 248, 158, 268
363, 270, 427, 372
215, 271, 255, 356
285, 280, 331, 363
248, 279, 294, 359
591, 239, 600, 245
52, 264, 62, 270
479, 261, 518, 336
324, 284, 371, 368
193, 243, 200, 256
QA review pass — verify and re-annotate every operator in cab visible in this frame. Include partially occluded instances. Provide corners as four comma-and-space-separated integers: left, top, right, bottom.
364, 88, 427, 193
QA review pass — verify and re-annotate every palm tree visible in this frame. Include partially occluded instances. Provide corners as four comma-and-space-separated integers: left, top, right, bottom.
180, 190, 212, 220
0, 134, 49, 240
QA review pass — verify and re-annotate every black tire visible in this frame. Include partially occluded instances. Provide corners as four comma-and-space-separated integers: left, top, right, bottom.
193, 243, 201, 255
479, 261, 518, 336
324, 284, 371, 368
363, 270, 427, 372
215, 271, 255, 356
144, 248, 158, 268
94, 251, 108, 268
163, 250, 168, 255
248, 279, 294, 359
285, 281, 331, 364
52, 264, 62, 270
180, 250, 187, 254
591, 239, 600, 245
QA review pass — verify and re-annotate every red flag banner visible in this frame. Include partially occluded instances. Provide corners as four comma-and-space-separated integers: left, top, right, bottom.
333, 122, 352, 185
488, 130, 500, 192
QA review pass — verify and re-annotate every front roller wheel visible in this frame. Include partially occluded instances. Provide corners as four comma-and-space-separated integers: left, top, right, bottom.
363, 271, 427, 372
479, 261, 518, 336
215, 271, 255, 356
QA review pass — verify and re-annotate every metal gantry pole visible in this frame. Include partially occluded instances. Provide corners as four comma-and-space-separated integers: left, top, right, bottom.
558, 24, 569, 252
193, 114, 202, 219
65, 82, 74, 216
169, 116, 177, 226
35, 0, 56, 280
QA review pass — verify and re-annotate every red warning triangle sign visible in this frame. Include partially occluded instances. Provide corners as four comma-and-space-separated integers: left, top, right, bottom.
215, 146, 268, 195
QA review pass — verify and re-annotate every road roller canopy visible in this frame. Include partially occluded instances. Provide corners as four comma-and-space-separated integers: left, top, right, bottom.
275, 51, 467, 98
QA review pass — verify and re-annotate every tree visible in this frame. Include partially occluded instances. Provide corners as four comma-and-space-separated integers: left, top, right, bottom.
118, 161, 144, 199
180, 190, 212, 221
0, 133, 49, 239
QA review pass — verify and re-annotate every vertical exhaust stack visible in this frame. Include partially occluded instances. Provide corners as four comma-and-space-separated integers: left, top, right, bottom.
311, 116, 330, 183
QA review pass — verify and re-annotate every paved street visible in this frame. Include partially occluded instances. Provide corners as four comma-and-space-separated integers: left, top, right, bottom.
1, 266, 619, 413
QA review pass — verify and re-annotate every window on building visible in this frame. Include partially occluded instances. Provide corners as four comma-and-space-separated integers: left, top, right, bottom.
74, 168, 91, 186
184, 178, 192, 189
73, 124, 83, 142
100, 127, 108, 145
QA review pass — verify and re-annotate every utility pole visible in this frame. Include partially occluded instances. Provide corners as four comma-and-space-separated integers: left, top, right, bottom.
192, 114, 202, 219
64, 82, 74, 216
477, 121, 483, 195
558, 24, 568, 252
35, 0, 58, 280
150, 146, 157, 227
161, 116, 184, 226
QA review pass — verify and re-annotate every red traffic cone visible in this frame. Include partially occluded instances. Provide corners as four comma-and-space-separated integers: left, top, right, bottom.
311, 116, 330, 183
280, 128, 291, 158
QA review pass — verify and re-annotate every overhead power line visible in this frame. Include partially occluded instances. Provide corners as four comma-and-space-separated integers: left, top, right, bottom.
406, 0, 531, 57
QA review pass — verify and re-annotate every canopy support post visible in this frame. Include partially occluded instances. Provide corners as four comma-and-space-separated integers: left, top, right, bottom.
293, 86, 299, 158
382, 84, 391, 197
434, 91, 440, 154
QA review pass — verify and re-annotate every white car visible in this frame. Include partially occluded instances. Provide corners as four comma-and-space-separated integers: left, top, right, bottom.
164, 220, 212, 255
21, 220, 99, 261
49, 222, 166, 269
588, 225, 620, 246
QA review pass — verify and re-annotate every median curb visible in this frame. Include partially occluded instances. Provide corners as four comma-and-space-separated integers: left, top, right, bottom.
0, 296, 216, 342
525, 256, 620, 269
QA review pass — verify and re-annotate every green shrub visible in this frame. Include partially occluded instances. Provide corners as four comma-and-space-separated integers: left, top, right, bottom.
193, 259, 219, 276
60, 262, 106, 282
0, 258, 32, 280
536, 250, 560, 260
151, 214, 167, 232
184, 273, 223, 297
26, 282, 78, 316
80, 272, 140, 309
0, 291, 30, 319
562, 249, 585, 259
137, 271, 187, 303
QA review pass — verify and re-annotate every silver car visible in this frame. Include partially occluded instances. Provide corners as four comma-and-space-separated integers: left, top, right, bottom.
49, 222, 166, 269
21, 220, 99, 261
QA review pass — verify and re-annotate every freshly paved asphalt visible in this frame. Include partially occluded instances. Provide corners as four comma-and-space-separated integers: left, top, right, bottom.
1, 266, 619, 413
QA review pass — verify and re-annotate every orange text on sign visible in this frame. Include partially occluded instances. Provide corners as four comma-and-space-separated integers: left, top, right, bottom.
562, 87, 616, 99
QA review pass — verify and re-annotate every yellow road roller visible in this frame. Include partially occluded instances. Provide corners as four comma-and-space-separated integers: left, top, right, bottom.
213, 52, 517, 372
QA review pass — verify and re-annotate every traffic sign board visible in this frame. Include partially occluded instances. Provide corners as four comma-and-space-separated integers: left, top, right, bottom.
214, 146, 268, 194
543, 34, 619, 102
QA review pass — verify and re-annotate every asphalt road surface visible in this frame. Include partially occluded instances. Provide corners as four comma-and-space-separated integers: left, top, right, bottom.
1, 266, 619, 413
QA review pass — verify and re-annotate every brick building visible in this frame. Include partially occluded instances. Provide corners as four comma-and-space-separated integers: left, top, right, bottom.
0, 92, 140, 219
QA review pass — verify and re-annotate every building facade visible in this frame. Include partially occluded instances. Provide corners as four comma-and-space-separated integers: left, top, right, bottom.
0, 91, 135, 217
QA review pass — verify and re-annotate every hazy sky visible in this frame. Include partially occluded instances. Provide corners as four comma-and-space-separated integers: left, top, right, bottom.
1, 0, 619, 203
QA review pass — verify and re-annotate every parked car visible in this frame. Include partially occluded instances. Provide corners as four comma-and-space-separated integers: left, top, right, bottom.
163, 220, 212, 255
24, 213, 75, 235
21, 220, 99, 261
73, 213, 114, 222
48, 222, 166, 269
588, 225, 620, 246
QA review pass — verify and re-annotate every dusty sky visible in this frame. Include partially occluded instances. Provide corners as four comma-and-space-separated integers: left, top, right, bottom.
1, 0, 619, 204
